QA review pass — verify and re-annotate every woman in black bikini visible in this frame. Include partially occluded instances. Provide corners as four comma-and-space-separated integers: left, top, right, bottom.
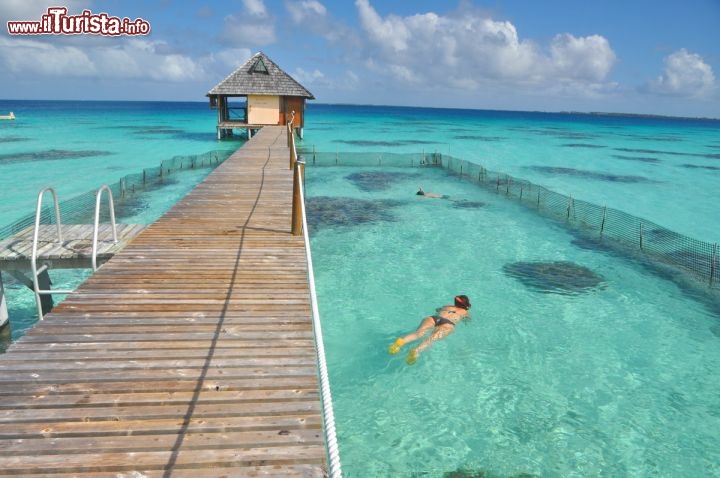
388, 295, 471, 364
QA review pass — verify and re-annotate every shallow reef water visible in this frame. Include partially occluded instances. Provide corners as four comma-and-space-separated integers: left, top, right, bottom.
305, 196, 404, 232
113, 196, 151, 218
0, 149, 113, 163
450, 199, 487, 209
502, 260, 605, 295
408, 467, 540, 478
527, 165, 656, 183
345, 171, 421, 191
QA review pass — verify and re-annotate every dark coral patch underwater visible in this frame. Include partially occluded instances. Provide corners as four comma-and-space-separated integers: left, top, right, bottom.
450, 199, 487, 209
612, 155, 661, 164
561, 143, 606, 148
503, 260, 605, 295
0, 149, 113, 164
345, 171, 421, 191
0, 136, 30, 143
334, 139, 439, 147
527, 166, 656, 183
305, 196, 403, 232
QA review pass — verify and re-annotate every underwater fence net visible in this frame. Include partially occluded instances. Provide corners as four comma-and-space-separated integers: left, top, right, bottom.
301, 149, 719, 292
0, 150, 231, 241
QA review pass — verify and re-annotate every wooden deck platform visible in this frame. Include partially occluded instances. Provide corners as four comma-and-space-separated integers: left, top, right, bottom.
0, 126, 329, 477
0, 224, 146, 270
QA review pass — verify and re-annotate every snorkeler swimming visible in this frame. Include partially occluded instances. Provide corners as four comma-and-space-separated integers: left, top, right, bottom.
416, 186, 444, 198
388, 295, 471, 364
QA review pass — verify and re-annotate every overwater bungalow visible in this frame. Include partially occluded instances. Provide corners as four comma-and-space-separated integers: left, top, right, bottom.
207, 51, 314, 139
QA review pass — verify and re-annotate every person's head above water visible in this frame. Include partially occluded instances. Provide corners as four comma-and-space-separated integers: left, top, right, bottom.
416, 186, 425, 196
454, 295, 471, 309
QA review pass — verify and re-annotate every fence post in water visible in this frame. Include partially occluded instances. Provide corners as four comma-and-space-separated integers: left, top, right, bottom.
639, 223, 644, 251
711, 243, 717, 287
313, 145, 316, 165
537, 191, 541, 210
600, 206, 607, 238
291, 159, 305, 236
506, 176, 510, 196
567, 196, 573, 221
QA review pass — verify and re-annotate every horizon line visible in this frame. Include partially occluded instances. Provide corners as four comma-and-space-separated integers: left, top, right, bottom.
1, 98, 718, 122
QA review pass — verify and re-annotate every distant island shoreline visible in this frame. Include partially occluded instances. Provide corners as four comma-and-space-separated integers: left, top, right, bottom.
0, 98, 718, 122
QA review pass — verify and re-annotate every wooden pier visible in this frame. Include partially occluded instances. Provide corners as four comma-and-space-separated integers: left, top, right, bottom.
0, 126, 329, 476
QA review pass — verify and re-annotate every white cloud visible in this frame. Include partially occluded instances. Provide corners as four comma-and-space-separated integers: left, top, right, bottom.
355, 0, 411, 52
0, 36, 207, 82
221, 16, 276, 45
550, 34, 615, 82
649, 49, 716, 97
221, 1, 276, 46
212, 48, 253, 70
242, 0, 269, 18
286, 0, 327, 24
353, 0, 617, 96
293, 67, 360, 91
0, 36, 96, 76
285, 0, 359, 47
293, 67, 326, 84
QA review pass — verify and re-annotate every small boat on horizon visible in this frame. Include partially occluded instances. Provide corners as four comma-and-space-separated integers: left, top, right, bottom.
0, 112, 15, 120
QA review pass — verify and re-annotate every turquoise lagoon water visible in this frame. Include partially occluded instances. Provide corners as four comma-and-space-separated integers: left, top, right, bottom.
306, 165, 720, 477
300, 105, 720, 245
1, 100, 720, 476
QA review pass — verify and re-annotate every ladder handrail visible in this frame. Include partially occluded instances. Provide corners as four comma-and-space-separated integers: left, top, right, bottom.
91, 185, 118, 271
29, 185, 119, 319
31, 187, 73, 320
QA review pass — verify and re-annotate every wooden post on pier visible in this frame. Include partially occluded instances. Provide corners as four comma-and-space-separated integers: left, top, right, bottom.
291, 158, 305, 236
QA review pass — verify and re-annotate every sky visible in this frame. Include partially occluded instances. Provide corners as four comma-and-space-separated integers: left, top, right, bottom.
1, 0, 719, 118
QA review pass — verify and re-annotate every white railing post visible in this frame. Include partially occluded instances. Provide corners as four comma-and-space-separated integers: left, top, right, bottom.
92, 185, 118, 271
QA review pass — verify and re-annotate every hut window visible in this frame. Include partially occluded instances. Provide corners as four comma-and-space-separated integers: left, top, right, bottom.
251, 58, 269, 74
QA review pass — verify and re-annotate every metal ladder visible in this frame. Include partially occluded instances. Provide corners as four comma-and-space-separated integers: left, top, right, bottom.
31, 185, 118, 320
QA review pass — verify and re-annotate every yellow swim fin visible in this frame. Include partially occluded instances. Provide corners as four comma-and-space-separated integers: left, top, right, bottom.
405, 349, 418, 365
388, 338, 404, 355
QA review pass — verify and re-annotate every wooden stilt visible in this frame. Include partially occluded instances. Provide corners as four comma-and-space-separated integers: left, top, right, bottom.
37, 270, 54, 315
0, 271, 8, 329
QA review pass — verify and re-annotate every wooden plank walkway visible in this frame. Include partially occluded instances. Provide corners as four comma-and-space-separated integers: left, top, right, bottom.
0, 126, 328, 477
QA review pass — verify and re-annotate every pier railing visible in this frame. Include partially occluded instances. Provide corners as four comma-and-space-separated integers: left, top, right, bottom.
288, 122, 343, 478
0, 150, 231, 242
301, 149, 719, 292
